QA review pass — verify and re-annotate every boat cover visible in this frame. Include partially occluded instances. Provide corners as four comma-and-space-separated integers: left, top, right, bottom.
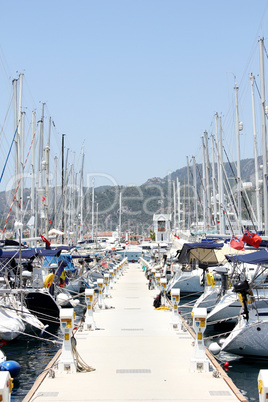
225, 249, 268, 264
177, 242, 224, 265
0, 249, 37, 259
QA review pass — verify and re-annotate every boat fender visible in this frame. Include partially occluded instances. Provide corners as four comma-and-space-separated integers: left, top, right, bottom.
206, 272, 215, 287
43, 273, 55, 288
0, 360, 21, 378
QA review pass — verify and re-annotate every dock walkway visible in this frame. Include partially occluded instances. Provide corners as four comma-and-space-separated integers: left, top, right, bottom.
24, 263, 246, 402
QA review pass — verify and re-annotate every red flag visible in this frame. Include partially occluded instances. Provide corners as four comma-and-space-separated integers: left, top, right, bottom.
242, 230, 262, 249
172, 233, 180, 239
40, 234, 51, 247
101, 261, 108, 268
230, 236, 244, 251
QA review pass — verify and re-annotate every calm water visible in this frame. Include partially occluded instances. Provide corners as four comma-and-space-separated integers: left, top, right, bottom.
179, 295, 262, 401
4, 327, 61, 401
2, 299, 85, 402
1, 294, 264, 401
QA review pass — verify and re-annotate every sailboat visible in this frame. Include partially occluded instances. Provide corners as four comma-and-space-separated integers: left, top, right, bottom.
219, 249, 268, 357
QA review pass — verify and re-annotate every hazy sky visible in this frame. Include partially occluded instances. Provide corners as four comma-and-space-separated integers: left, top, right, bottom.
0, 0, 268, 190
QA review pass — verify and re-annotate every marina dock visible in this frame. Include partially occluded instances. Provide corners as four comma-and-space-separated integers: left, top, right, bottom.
23, 262, 247, 402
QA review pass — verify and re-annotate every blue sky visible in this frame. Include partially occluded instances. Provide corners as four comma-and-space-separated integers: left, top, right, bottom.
0, 0, 268, 190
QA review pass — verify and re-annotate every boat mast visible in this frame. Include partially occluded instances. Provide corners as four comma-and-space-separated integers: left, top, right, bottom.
45, 117, 51, 239
259, 38, 268, 235
177, 177, 181, 231
173, 181, 176, 231
45, 146, 50, 238
79, 145, 84, 242
204, 131, 212, 228
30, 111, 36, 242
18, 74, 23, 228
186, 156, 190, 229
13, 79, 19, 229
234, 84, 243, 234
119, 191, 122, 241
54, 156, 57, 230
250, 73, 262, 232
215, 115, 226, 234
210, 134, 217, 231
192, 157, 198, 232
201, 135, 207, 231
61, 134, 65, 242
92, 177, 95, 241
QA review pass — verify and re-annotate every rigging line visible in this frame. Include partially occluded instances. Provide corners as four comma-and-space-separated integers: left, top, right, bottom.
223, 147, 256, 232
0, 88, 13, 142
0, 125, 18, 184
254, 78, 261, 99
2, 131, 36, 233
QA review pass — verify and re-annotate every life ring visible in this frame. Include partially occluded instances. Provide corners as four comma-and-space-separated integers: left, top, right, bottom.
43, 273, 55, 288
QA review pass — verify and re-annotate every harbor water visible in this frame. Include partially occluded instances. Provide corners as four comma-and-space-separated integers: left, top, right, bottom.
2, 294, 265, 401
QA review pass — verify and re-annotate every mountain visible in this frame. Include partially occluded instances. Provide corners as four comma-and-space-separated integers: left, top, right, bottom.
0, 157, 261, 236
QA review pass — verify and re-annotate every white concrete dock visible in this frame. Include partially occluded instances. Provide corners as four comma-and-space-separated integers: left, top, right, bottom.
24, 263, 246, 402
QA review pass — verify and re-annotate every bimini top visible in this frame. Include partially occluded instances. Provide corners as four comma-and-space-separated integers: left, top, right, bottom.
225, 249, 268, 264
177, 241, 224, 266
0, 247, 62, 259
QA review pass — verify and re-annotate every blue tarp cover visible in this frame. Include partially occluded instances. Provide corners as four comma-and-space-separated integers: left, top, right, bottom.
225, 249, 268, 264
0, 249, 37, 259
184, 242, 224, 249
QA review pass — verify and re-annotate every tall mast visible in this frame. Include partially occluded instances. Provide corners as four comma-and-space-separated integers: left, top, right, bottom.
64, 150, 69, 243
186, 156, 190, 229
173, 181, 176, 231
61, 134, 65, 242
250, 73, 262, 231
210, 135, 217, 230
192, 156, 198, 232
30, 111, 36, 241
215, 115, 226, 234
119, 191, 122, 240
45, 146, 50, 238
234, 84, 242, 233
92, 178, 95, 241
259, 38, 268, 235
79, 145, 84, 242
201, 135, 207, 230
44, 117, 51, 238
177, 177, 181, 231
18, 73, 23, 226
54, 156, 57, 230
204, 131, 211, 228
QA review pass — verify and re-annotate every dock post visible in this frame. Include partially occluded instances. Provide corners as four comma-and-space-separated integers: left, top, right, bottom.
109, 269, 114, 289
155, 272, 161, 291
151, 269, 156, 289
160, 278, 167, 306
58, 308, 76, 373
113, 267, 117, 284
258, 370, 268, 402
97, 279, 105, 309
190, 307, 210, 373
104, 273, 111, 298
84, 289, 95, 330
0, 371, 13, 402
170, 288, 182, 330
